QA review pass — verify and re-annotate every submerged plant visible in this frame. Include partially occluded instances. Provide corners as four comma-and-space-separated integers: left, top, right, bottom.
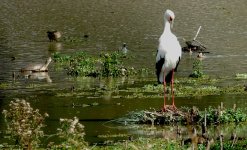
189, 59, 204, 78
2, 99, 48, 149
51, 117, 88, 149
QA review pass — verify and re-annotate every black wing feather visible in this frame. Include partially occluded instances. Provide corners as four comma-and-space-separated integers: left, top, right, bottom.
156, 56, 180, 84
156, 57, 164, 84
174, 56, 181, 72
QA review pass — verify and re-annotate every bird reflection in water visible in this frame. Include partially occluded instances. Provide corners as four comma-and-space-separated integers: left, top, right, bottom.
21, 71, 52, 83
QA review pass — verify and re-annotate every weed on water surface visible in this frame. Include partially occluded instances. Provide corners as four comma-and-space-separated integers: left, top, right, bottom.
53, 51, 138, 78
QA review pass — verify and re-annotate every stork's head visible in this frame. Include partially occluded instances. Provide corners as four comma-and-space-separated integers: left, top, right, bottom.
164, 9, 175, 27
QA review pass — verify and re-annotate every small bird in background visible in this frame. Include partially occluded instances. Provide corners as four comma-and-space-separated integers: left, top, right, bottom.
155, 9, 182, 111
121, 43, 128, 54
47, 31, 61, 42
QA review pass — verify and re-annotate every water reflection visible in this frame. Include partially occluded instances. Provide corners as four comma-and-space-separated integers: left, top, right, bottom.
48, 42, 62, 52
20, 71, 52, 83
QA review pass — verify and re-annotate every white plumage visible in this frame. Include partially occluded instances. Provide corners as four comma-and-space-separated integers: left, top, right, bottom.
156, 9, 181, 84
155, 9, 181, 110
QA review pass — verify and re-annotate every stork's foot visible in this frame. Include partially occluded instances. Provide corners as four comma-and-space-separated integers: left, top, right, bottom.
162, 106, 167, 112
162, 105, 177, 112
172, 105, 177, 111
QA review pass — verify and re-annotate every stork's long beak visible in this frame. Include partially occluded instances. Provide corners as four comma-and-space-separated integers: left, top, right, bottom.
169, 17, 174, 29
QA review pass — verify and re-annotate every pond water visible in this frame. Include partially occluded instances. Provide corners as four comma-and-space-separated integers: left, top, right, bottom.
0, 0, 247, 145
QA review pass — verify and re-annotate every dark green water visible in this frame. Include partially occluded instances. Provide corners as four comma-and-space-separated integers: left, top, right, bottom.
1, 0, 247, 145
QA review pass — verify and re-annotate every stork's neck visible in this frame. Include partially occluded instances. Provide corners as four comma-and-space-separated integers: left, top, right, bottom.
163, 20, 172, 35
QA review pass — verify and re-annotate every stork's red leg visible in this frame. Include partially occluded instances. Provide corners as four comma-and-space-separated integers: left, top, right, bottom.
171, 69, 176, 109
163, 70, 166, 112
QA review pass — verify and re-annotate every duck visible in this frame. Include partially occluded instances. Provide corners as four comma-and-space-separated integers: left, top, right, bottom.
47, 31, 61, 42
20, 57, 52, 72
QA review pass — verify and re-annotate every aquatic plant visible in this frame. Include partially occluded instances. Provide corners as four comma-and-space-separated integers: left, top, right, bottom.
53, 52, 99, 77
93, 137, 187, 150
115, 104, 247, 125
101, 52, 126, 77
236, 73, 247, 79
211, 140, 247, 150
2, 99, 48, 149
53, 52, 71, 62
50, 117, 88, 149
53, 51, 137, 77
189, 59, 204, 78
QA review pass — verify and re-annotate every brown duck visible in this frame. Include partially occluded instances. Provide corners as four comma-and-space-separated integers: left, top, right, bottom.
21, 57, 52, 72
47, 31, 61, 42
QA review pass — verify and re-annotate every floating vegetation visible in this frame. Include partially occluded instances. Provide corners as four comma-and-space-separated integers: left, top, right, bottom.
98, 133, 130, 138
53, 52, 99, 77
114, 104, 247, 125
53, 51, 139, 77
189, 59, 204, 78
101, 52, 126, 77
0, 83, 11, 89
51, 76, 247, 100
125, 78, 245, 98
236, 73, 247, 79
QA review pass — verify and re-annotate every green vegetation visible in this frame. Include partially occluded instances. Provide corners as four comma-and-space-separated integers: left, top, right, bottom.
101, 52, 125, 77
189, 59, 204, 78
2, 99, 48, 149
50, 117, 88, 149
92, 137, 247, 150
53, 52, 99, 77
1, 100, 247, 149
236, 73, 247, 79
53, 51, 138, 77
202, 106, 247, 124
93, 138, 186, 150
113, 104, 247, 125
2, 99, 88, 149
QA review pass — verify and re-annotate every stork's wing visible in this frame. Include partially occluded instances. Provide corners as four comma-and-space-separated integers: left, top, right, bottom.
156, 56, 165, 83
174, 56, 181, 72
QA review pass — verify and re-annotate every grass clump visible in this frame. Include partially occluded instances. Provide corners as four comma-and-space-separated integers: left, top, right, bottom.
53, 51, 135, 78
50, 117, 88, 149
101, 52, 125, 77
53, 52, 99, 77
2, 99, 89, 149
189, 59, 204, 78
114, 104, 247, 125
236, 73, 247, 79
93, 137, 187, 150
2, 99, 48, 149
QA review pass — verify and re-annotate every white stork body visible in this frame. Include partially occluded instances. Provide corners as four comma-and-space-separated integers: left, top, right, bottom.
155, 9, 181, 110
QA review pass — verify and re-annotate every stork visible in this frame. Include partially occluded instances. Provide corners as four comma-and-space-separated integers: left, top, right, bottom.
155, 9, 182, 111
